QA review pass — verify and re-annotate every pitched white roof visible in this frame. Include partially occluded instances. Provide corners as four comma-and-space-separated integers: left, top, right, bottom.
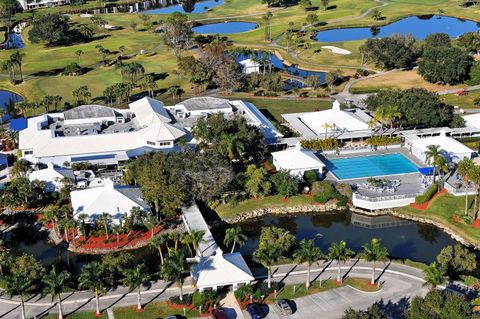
411, 131, 474, 155
71, 179, 148, 221
129, 97, 172, 125
192, 248, 254, 288
272, 147, 326, 171
463, 113, 480, 129
239, 58, 260, 68
139, 122, 186, 142
29, 162, 74, 182
299, 100, 370, 134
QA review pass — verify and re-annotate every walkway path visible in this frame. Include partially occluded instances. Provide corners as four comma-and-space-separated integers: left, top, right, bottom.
0, 260, 442, 319
220, 292, 246, 319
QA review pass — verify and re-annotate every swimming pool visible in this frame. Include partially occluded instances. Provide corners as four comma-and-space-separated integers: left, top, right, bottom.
326, 153, 419, 180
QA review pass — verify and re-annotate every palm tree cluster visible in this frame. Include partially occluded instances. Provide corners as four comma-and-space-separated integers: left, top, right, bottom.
253, 232, 391, 289
117, 61, 145, 85
1, 50, 25, 84
424, 145, 449, 190
103, 82, 133, 105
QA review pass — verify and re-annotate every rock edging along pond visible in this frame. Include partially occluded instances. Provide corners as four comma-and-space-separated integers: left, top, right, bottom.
217, 202, 479, 251
353, 207, 480, 251
218, 201, 345, 224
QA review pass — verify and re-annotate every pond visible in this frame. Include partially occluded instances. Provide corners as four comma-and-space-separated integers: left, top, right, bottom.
233, 212, 456, 264
4, 32, 25, 49
234, 52, 326, 87
144, 0, 224, 14
315, 15, 480, 43
0, 90, 22, 120
193, 22, 258, 34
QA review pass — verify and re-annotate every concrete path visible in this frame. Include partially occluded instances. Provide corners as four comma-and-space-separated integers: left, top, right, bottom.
220, 292, 246, 319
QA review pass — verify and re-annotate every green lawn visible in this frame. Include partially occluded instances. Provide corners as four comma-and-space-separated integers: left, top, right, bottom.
397, 193, 480, 247
216, 194, 315, 219
44, 311, 107, 319
440, 91, 480, 109
266, 278, 380, 303
227, 95, 332, 122
113, 301, 201, 319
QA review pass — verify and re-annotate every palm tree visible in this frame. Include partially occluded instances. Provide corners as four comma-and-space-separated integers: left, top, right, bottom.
160, 249, 188, 301
76, 213, 89, 238
10, 51, 25, 83
167, 86, 182, 102
262, 11, 273, 42
253, 242, 279, 288
15, 101, 29, 118
111, 224, 123, 246
457, 158, 475, 216
140, 75, 158, 97
6, 274, 32, 319
43, 266, 71, 319
79, 262, 107, 316
1, 59, 15, 84
374, 104, 401, 130
169, 231, 182, 252
98, 213, 112, 240
183, 230, 205, 256
52, 95, 63, 111
224, 227, 247, 253
151, 234, 168, 264
217, 133, 245, 160
122, 264, 151, 311
360, 238, 389, 285
294, 239, 323, 288
75, 49, 84, 65
328, 241, 354, 283
423, 262, 447, 289
424, 144, 446, 184
78, 24, 94, 39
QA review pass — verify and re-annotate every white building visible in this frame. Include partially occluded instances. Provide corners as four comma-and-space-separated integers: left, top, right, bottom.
168, 97, 283, 143
19, 97, 187, 166
239, 58, 261, 74
271, 146, 326, 178
191, 247, 254, 292
28, 162, 75, 192
281, 100, 375, 139
463, 113, 480, 131
408, 131, 474, 164
70, 179, 149, 224
18, 0, 70, 10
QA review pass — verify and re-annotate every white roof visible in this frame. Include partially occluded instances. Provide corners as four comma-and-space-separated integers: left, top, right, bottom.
272, 147, 325, 171
230, 100, 283, 140
239, 58, 260, 68
129, 97, 172, 125
463, 113, 480, 129
192, 248, 254, 288
28, 162, 74, 183
298, 100, 370, 134
71, 179, 148, 221
411, 131, 474, 155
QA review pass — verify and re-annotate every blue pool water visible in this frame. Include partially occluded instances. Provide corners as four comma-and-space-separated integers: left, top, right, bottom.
315, 15, 480, 43
192, 22, 257, 34
144, 0, 224, 14
326, 153, 419, 180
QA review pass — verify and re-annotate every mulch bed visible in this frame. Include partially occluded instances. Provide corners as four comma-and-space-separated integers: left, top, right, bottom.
409, 188, 448, 211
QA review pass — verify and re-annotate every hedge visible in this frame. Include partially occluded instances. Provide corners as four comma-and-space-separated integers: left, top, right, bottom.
415, 183, 438, 204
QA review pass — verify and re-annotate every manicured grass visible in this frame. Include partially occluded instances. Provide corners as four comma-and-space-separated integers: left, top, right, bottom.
349, 70, 466, 93
228, 95, 332, 122
266, 278, 380, 302
397, 193, 480, 247
440, 90, 480, 109
216, 194, 314, 219
44, 311, 107, 319
113, 301, 201, 319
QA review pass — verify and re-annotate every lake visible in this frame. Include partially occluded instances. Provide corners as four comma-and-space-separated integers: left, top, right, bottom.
0, 90, 22, 120
315, 15, 480, 43
193, 22, 258, 34
234, 212, 456, 264
144, 0, 224, 14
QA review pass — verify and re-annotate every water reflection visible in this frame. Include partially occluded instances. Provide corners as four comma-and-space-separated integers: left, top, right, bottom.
236, 212, 455, 264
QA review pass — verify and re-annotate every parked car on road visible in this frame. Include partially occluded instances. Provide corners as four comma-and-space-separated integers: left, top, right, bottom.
276, 299, 293, 315
213, 308, 228, 319
246, 303, 264, 319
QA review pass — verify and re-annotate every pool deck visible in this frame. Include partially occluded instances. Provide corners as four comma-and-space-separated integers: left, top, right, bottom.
322, 148, 428, 200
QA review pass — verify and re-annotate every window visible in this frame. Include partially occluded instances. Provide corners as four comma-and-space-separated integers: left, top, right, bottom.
24, 150, 33, 155
146, 141, 156, 146
158, 142, 171, 147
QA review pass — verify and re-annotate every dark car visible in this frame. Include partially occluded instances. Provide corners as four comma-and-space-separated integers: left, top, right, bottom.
212, 308, 228, 319
246, 303, 264, 319
276, 299, 293, 315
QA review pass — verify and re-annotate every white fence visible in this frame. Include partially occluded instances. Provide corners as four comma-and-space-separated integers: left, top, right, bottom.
352, 193, 417, 210
444, 182, 477, 197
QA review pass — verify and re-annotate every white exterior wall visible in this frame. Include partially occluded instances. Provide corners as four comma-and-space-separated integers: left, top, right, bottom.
352, 193, 415, 210
63, 115, 116, 126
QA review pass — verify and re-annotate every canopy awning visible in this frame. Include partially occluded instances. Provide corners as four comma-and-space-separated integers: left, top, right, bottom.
418, 167, 434, 176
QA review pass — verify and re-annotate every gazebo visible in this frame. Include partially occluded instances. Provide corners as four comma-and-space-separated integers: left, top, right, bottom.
191, 248, 254, 292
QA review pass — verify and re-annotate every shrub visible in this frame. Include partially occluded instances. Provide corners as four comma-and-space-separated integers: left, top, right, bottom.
234, 284, 254, 300
300, 138, 339, 151
414, 183, 438, 204
335, 183, 352, 199
170, 294, 193, 305
311, 181, 336, 203
303, 170, 318, 185
365, 136, 401, 147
